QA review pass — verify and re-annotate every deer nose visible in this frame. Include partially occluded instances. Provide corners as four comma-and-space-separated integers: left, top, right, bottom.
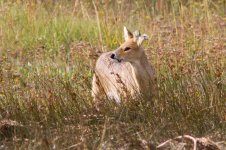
110, 53, 115, 59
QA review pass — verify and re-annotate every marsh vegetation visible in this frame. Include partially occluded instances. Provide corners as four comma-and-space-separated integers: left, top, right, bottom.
0, 0, 225, 149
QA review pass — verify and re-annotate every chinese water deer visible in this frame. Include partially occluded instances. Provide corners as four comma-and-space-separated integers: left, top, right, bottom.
92, 27, 155, 104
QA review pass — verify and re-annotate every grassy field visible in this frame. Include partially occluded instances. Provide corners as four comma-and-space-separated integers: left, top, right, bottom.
0, 0, 225, 149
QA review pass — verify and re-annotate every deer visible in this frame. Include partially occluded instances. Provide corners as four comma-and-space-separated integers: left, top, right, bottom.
92, 27, 155, 105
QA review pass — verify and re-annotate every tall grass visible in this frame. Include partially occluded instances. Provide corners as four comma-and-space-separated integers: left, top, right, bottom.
0, 0, 225, 149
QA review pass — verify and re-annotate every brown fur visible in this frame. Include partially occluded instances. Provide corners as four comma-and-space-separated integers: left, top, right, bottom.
92, 27, 155, 104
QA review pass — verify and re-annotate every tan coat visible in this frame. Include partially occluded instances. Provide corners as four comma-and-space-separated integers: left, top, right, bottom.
92, 27, 155, 103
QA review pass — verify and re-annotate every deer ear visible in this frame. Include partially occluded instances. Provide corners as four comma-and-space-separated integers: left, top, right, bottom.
123, 26, 133, 41
136, 34, 149, 46
133, 30, 140, 42
133, 30, 141, 37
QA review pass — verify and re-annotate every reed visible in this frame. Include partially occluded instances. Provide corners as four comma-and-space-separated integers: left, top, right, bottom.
0, 0, 225, 149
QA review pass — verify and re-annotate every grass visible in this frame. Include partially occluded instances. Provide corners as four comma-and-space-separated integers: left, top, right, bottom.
0, 0, 225, 149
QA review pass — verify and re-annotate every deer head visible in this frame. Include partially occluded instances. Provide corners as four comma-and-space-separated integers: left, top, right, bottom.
110, 26, 149, 63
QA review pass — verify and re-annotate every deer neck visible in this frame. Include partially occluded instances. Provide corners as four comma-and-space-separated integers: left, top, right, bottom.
130, 53, 149, 93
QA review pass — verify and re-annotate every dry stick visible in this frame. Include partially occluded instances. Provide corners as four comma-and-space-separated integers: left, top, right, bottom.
64, 142, 82, 150
98, 118, 107, 149
176, 135, 197, 150
156, 138, 173, 149
92, 0, 103, 51
72, 0, 79, 15
80, 1, 90, 20
80, 1, 85, 19
157, 135, 197, 150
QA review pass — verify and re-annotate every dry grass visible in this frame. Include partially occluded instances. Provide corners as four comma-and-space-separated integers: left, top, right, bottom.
0, 0, 225, 149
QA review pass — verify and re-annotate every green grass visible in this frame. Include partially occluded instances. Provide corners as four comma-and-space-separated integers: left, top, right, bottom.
0, 0, 225, 149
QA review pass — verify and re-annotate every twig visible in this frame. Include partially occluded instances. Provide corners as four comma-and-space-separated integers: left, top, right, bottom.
175, 135, 197, 150
64, 142, 82, 150
156, 138, 173, 149
157, 135, 222, 150
92, 0, 103, 51
157, 135, 197, 150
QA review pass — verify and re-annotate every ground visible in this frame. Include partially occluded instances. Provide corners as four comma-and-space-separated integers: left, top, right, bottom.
0, 1, 225, 149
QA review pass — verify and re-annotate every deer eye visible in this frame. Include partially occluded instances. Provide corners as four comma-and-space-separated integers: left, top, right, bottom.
124, 47, 131, 51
